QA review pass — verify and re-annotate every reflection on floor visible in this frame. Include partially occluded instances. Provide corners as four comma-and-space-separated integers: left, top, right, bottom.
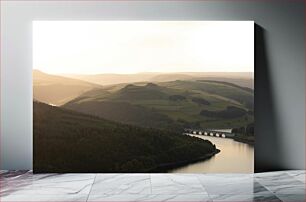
0, 170, 305, 201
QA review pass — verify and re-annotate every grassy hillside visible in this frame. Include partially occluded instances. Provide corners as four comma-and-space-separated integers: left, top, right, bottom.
64, 80, 254, 129
63, 73, 157, 86
33, 70, 100, 106
34, 102, 217, 172
160, 80, 254, 110
65, 72, 254, 89
64, 100, 183, 131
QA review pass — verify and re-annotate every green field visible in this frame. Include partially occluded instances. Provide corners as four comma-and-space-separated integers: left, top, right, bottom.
64, 80, 254, 129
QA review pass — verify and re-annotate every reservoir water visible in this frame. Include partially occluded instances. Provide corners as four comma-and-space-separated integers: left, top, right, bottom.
169, 134, 254, 173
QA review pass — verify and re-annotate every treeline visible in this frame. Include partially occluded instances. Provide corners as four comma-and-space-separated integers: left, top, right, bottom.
200, 106, 246, 119
34, 102, 217, 173
169, 95, 210, 106
64, 101, 184, 132
169, 95, 186, 101
191, 97, 210, 105
232, 123, 254, 136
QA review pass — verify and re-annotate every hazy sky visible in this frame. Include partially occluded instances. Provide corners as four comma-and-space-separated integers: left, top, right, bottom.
33, 21, 254, 75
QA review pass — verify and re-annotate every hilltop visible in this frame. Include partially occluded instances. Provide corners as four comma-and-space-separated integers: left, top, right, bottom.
33, 70, 100, 106
64, 79, 254, 129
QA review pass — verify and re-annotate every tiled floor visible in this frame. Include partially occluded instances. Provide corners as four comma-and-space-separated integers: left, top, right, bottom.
0, 170, 305, 202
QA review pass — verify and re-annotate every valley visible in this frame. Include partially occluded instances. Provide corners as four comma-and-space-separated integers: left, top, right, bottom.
63, 79, 254, 129
33, 70, 254, 172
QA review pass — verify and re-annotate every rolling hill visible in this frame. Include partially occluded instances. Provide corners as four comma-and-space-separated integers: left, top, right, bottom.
33, 70, 100, 106
64, 72, 254, 89
34, 101, 217, 172
63, 80, 254, 129
63, 73, 157, 86
161, 80, 254, 109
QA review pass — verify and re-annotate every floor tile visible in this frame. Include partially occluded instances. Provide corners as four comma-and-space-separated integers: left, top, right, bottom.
254, 171, 293, 181
210, 194, 281, 202
1, 173, 96, 196
0, 170, 32, 181
90, 174, 151, 195
150, 174, 207, 195
0, 170, 8, 175
253, 181, 275, 194
256, 174, 305, 195
1, 170, 305, 202
286, 170, 306, 183
255, 171, 305, 194
0, 171, 40, 196
141, 194, 211, 202
252, 194, 282, 202
275, 194, 306, 202
198, 174, 266, 195
88, 194, 211, 201
0, 194, 88, 202
88, 194, 144, 202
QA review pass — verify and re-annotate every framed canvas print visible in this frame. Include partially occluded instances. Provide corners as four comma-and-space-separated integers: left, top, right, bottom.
33, 21, 254, 173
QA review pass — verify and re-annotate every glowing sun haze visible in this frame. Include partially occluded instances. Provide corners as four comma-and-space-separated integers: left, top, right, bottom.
33, 21, 254, 75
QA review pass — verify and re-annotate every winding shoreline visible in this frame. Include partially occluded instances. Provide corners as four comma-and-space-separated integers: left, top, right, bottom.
148, 149, 221, 173
232, 136, 254, 146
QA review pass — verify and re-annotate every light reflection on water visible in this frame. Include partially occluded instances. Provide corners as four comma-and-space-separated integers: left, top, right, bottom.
169, 134, 254, 173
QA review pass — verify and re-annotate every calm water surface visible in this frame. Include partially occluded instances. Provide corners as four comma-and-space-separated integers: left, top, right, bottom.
169, 134, 254, 173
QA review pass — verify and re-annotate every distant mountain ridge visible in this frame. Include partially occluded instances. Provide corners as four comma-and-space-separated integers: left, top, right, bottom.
64, 72, 254, 89
33, 70, 100, 106
33, 70, 254, 129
